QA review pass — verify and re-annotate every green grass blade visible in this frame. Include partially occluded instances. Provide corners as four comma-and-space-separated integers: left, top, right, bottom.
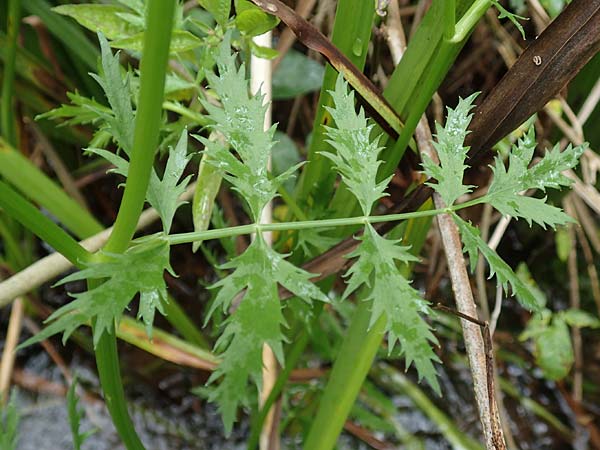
0, 138, 103, 238
1, 0, 20, 145
0, 180, 91, 265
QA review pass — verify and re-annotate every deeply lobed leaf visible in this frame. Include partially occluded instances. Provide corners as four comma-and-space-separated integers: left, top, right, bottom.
200, 36, 291, 221
206, 236, 327, 432
453, 214, 544, 312
422, 94, 477, 207
20, 237, 173, 348
486, 126, 585, 228
343, 224, 441, 393
321, 74, 391, 215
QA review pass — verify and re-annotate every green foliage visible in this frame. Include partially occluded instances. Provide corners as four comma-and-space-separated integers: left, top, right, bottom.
272, 50, 325, 100
199, 0, 231, 26
321, 74, 391, 215
234, 0, 279, 37
0, 392, 19, 450
486, 127, 584, 228
147, 130, 193, 232
520, 308, 600, 380
21, 236, 173, 348
199, 35, 300, 221
199, 37, 327, 433
67, 377, 96, 450
422, 93, 477, 207
326, 76, 440, 392
453, 214, 544, 312
491, 0, 529, 39
343, 224, 441, 393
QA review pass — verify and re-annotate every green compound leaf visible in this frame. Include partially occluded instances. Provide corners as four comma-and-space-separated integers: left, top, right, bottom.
422, 94, 478, 207
486, 126, 585, 228
199, 36, 296, 221
147, 129, 193, 232
453, 214, 544, 312
321, 74, 391, 216
20, 237, 173, 348
67, 376, 96, 450
89, 33, 136, 154
343, 224, 441, 394
206, 236, 327, 433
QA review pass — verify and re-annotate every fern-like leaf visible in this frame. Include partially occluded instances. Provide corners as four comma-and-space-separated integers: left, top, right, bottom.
199, 35, 297, 221
20, 236, 172, 348
486, 126, 585, 228
321, 74, 391, 215
343, 224, 441, 393
422, 94, 478, 207
206, 236, 328, 433
453, 214, 544, 312
147, 129, 193, 232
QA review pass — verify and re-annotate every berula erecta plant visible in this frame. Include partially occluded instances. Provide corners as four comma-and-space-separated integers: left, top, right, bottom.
1, 1, 598, 449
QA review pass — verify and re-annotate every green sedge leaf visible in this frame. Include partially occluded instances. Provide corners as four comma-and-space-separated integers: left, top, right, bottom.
321, 74, 391, 215
67, 377, 96, 450
147, 129, 193, 232
200, 36, 285, 221
453, 214, 544, 312
206, 236, 327, 433
343, 224, 441, 393
486, 127, 584, 228
20, 237, 172, 348
53, 4, 141, 40
422, 94, 478, 207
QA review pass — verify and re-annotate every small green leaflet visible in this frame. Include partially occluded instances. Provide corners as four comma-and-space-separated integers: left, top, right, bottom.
206, 236, 328, 433
89, 33, 136, 154
321, 74, 391, 215
146, 130, 193, 232
453, 214, 544, 312
491, 0, 529, 40
20, 237, 173, 348
88, 129, 192, 233
199, 35, 300, 221
422, 94, 477, 207
343, 224, 441, 393
486, 126, 585, 228
67, 376, 96, 450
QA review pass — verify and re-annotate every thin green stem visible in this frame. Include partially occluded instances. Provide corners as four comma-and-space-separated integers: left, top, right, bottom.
167, 206, 463, 245
104, 0, 175, 254
93, 2, 175, 450
1, 0, 20, 145
451, 0, 492, 42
